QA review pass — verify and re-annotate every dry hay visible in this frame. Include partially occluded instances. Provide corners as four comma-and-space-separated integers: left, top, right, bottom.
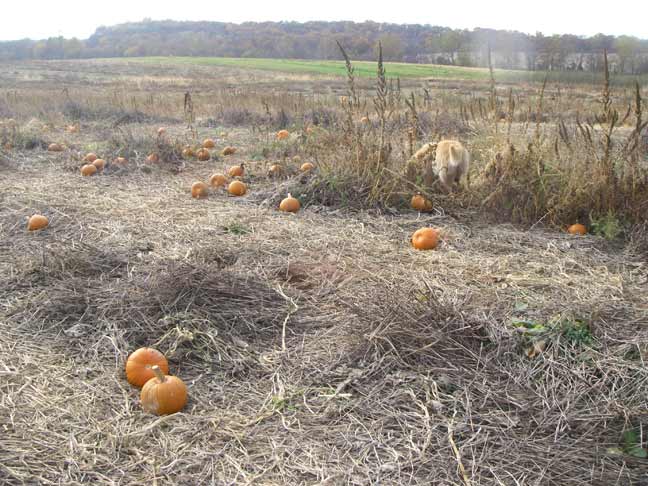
1, 142, 648, 485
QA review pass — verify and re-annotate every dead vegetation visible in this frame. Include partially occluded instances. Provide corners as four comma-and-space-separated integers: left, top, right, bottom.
0, 57, 647, 485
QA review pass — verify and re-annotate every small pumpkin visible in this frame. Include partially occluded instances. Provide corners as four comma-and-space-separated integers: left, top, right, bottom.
182, 146, 195, 159
191, 181, 209, 199
81, 164, 97, 176
228, 163, 244, 177
114, 157, 128, 166
221, 146, 236, 156
27, 214, 49, 231
157, 127, 167, 136
268, 164, 283, 176
411, 228, 440, 250
210, 173, 228, 187
411, 193, 433, 212
300, 162, 315, 172
84, 152, 98, 163
305, 127, 314, 135
146, 153, 160, 164
47, 143, 64, 152
92, 158, 105, 171
276, 130, 290, 140
140, 365, 188, 415
279, 193, 300, 213
196, 148, 210, 161
568, 224, 587, 236
125, 348, 169, 388
202, 138, 216, 149
228, 180, 247, 196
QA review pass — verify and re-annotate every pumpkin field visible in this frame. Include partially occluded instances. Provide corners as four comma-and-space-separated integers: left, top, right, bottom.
1, 57, 648, 485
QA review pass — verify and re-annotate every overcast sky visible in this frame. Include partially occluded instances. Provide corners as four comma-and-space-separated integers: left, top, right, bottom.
0, 0, 645, 41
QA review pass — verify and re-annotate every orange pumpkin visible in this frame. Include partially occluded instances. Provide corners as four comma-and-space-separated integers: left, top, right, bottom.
228, 180, 247, 196
114, 157, 128, 166
279, 194, 300, 213
568, 224, 587, 236
202, 138, 215, 149
277, 130, 290, 140
92, 158, 105, 171
209, 173, 228, 187
228, 163, 244, 177
84, 152, 98, 163
81, 164, 97, 176
191, 181, 209, 199
27, 214, 49, 231
411, 228, 440, 250
268, 164, 283, 176
306, 127, 314, 135
411, 194, 433, 212
196, 148, 210, 161
140, 365, 188, 415
182, 146, 195, 159
300, 162, 315, 172
47, 143, 64, 152
146, 153, 160, 164
221, 146, 236, 156
125, 348, 169, 388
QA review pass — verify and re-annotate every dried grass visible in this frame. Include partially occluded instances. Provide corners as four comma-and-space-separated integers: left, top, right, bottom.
1, 58, 647, 486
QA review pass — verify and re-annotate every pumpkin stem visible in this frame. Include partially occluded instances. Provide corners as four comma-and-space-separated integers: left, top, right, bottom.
151, 365, 166, 383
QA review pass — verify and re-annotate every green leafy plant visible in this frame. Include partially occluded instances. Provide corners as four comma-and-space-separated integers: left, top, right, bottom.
622, 428, 648, 458
590, 211, 623, 240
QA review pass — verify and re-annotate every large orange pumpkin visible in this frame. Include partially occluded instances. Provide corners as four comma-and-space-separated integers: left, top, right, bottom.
182, 146, 195, 159
279, 194, 300, 213
411, 194, 433, 212
191, 181, 209, 199
48, 143, 64, 152
81, 164, 97, 176
125, 348, 169, 388
210, 173, 228, 187
300, 162, 315, 172
411, 228, 440, 250
92, 158, 105, 171
140, 365, 188, 415
27, 214, 49, 231
268, 164, 283, 177
277, 130, 290, 140
221, 146, 236, 156
228, 163, 244, 177
196, 148, 210, 161
228, 180, 247, 196
202, 138, 215, 149
567, 224, 587, 236
84, 152, 98, 163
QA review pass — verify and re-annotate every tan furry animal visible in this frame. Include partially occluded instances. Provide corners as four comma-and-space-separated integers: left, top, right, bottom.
433, 140, 470, 192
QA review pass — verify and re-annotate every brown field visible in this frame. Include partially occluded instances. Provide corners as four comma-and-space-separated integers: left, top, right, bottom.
1, 58, 648, 485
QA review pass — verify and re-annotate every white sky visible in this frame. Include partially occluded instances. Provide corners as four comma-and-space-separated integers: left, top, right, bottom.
0, 0, 645, 41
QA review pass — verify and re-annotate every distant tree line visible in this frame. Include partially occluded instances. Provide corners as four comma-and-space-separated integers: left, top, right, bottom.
1, 19, 647, 74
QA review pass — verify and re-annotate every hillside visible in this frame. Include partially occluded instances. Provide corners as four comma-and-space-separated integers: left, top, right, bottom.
1, 19, 648, 73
